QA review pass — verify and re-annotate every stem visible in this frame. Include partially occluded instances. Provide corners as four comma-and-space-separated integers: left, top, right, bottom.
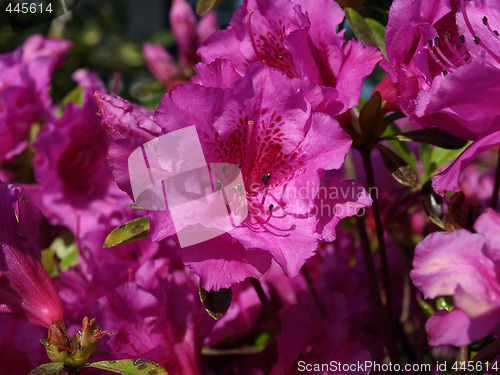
361, 149, 399, 361
491, 147, 500, 210
356, 215, 399, 362
249, 277, 280, 327
301, 265, 329, 321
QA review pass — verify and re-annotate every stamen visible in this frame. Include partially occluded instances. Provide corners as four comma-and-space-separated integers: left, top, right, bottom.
242, 120, 255, 184
460, 0, 500, 65
261, 205, 274, 224
262, 172, 271, 185
247, 10, 263, 62
433, 42, 459, 69
427, 46, 453, 71
443, 34, 468, 63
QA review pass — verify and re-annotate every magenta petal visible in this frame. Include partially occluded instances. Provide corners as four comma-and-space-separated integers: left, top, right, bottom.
196, 11, 219, 43
143, 43, 181, 88
198, 28, 250, 75
415, 63, 500, 139
170, 0, 198, 67
179, 233, 272, 290
432, 130, 500, 195
316, 176, 372, 242
475, 208, 500, 260
191, 59, 242, 89
427, 306, 500, 347
0, 182, 64, 327
411, 230, 498, 300
335, 40, 383, 110
94, 91, 162, 141
456, 0, 500, 70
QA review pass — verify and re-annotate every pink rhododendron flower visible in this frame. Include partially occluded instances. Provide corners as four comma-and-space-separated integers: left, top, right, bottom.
384, 0, 500, 138
96, 61, 371, 290
411, 208, 500, 346
0, 35, 71, 161
24, 69, 131, 241
0, 181, 64, 327
384, 0, 500, 195
93, 259, 214, 375
198, 0, 382, 113
143, 0, 218, 89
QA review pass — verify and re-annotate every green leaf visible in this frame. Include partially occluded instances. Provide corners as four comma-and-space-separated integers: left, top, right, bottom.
41, 249, 58, 277
62, 86, 84, 108
430, 142, 471, 171
196, 0, 223, 16
417, 299, 435, 318
104, 217, 150, 248
345, 7, 386, 56
420, 141, 471, 180
50, 236, 79, 271
29, 362, 64, 375
199, 284, 232, 320
419, 143, 433, 179
436, 296, 454, 312
87, 359, 168, 375
375, 144, 417, 187
359, 91, 382, 142
255, 332, 272, 351
384, 128, 468, 149
382, 123, 419, 172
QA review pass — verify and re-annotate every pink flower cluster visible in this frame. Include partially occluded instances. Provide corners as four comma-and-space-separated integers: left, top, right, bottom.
2, 0, 500, 373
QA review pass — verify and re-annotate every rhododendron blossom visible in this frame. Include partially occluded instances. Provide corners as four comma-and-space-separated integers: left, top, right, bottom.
0, 35, 71, 162
97, 61, 371, 290
199, 0, 382, 113
143, 0, 218, 89
0, 182, 64, 328
7, 0, 500, 373
411, 209, 500, 346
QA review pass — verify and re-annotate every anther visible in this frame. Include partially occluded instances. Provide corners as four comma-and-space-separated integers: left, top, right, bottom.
483, 16, 488, 26
460, 34, 465, 43
237, 184, 243, 192
443, 32, 450, 39
428, 39, 433, 49
222, 164, 226, 174
434, 36, 440, 47
216, 180, 222, 193
237, 164, 241, 169
494, 30, 499, 36
269, 204, 274, 212
474, 34, 480, 44
443, 69, 448, 76
262, 172, 271, 185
